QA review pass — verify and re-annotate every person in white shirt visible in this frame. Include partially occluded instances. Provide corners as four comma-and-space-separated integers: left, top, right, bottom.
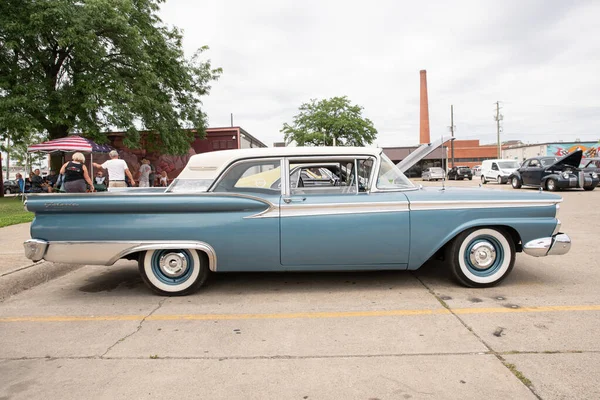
93, 150, 135, 189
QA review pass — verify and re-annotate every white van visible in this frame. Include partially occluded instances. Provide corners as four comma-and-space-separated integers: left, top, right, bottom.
481, 159, 521, 184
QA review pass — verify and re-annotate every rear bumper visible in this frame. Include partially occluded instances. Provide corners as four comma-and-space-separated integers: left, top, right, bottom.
523, 233, 571, 257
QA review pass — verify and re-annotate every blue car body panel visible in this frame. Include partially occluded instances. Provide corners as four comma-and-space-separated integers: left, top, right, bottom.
25, 184, 561, 272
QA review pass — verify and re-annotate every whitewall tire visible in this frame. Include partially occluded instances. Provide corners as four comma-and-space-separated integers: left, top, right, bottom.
448, 228, 515, 288
139, 249, 209, 296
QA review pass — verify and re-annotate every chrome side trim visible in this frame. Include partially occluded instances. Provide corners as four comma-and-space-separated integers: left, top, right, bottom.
410, 199, 561, 211
23, 239, 48, 262
279, 201, 409, 218
41, 241, 218, 271
523, 233, 571, 257
552, 219, 562, 236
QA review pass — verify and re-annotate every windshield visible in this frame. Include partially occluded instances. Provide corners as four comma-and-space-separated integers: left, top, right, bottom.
541, 157, 558, 167
498, 161, 520, 169
430, 168, 444, 173
377, 153, 415, 190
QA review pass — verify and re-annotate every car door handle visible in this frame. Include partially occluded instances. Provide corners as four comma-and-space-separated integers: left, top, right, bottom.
283, 197, 306, 204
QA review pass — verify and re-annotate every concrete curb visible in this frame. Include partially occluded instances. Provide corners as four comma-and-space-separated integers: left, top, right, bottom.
0, 261, 84, 302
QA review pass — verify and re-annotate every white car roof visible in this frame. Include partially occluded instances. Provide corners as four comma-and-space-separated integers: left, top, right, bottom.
177, 146, 383, 180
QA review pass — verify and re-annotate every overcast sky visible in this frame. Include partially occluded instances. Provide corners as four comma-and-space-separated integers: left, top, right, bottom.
159, 0, 600, 148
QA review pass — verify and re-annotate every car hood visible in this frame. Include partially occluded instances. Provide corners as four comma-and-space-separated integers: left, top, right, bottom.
548, 150, 582, 169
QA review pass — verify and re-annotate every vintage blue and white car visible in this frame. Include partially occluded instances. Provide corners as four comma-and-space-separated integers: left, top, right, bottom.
24, 147, 571, 295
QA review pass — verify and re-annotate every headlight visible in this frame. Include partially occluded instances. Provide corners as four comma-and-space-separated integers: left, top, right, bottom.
592, 172, 598, 179
562, 172, 569, 179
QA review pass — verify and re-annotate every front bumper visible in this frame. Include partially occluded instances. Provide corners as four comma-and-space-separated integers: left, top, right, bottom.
523, 233, 571, 257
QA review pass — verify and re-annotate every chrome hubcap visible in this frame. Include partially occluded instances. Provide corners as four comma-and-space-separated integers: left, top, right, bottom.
469, 242, 497, 269
159, 252, 188, 278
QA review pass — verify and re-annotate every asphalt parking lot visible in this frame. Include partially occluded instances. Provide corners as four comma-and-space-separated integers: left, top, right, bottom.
1, 179, 599, 399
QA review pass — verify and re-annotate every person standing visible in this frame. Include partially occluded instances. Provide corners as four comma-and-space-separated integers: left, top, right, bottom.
138, 159, 151, 187
59, 152, 94, 193
93, 150, 135, 189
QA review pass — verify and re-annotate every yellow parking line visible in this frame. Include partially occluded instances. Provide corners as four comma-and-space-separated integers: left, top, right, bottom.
1, 304, 600, 323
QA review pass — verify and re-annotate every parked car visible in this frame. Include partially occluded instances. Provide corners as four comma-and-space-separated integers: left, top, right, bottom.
447, 166, 473, 180
421, 167, 445, 181
3, 179, 20, 194
480, 159, 521, 184
24, 146, 570, 295
472, 165, 482, 176
580, 157, 600, 172
509, 150, 599, 191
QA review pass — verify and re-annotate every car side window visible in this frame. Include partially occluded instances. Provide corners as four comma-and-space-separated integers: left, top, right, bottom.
213, 159, 282, 194
289, 157, 374, 196
529, 160, 540, 167
492, 163, 498, 171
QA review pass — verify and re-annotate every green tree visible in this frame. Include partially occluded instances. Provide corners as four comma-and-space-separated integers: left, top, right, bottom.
281, 96, 377, 147
0, 0, 222, 160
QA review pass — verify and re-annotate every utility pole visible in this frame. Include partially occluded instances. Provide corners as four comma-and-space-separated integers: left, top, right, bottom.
494, 101, 503, 158
450, 105, 455, 168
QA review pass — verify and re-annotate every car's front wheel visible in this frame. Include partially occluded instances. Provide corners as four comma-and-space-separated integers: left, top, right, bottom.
481, 176, 487, 184
584, 186, 595, 191
447, 228, 515, 288
4, 188, 11, 194
511, 176, 522, 189
139, 249, 210, 296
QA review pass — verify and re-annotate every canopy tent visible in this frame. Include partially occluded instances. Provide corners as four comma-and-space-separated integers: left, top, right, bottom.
27, 135, 114, 179
27, 135, 113, 154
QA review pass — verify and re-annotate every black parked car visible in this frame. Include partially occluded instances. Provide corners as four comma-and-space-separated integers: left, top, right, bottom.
580, 157, 600, 173
509, 150, 599, 191
3, 180, 21, 194
447, 166, 473, 180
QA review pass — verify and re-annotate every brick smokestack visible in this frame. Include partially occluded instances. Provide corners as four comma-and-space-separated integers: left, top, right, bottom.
419, 70, 431, 144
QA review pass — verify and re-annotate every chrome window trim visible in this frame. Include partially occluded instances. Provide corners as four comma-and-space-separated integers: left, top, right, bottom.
282, 158, 290, 197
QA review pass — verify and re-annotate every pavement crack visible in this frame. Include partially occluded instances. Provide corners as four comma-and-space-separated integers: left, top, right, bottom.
413, 273, 543, 400
100, 297, 167, 359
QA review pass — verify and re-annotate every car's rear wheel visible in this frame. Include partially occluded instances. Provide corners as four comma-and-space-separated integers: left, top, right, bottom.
139, 249, 209, 296
584, 186, 595, 191
481, 176, 487, 184
496, 176, 503, 184
447, 228, 515, 288
511, 176, 522, 189
4, 188, 11, 194
546, 178, 557, 191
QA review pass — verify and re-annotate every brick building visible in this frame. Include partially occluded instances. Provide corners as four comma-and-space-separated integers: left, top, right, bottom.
448, 139, 500, 168
96, 127, 266, 184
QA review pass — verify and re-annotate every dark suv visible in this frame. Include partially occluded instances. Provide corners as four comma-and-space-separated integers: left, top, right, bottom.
447, 166, 473, 180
